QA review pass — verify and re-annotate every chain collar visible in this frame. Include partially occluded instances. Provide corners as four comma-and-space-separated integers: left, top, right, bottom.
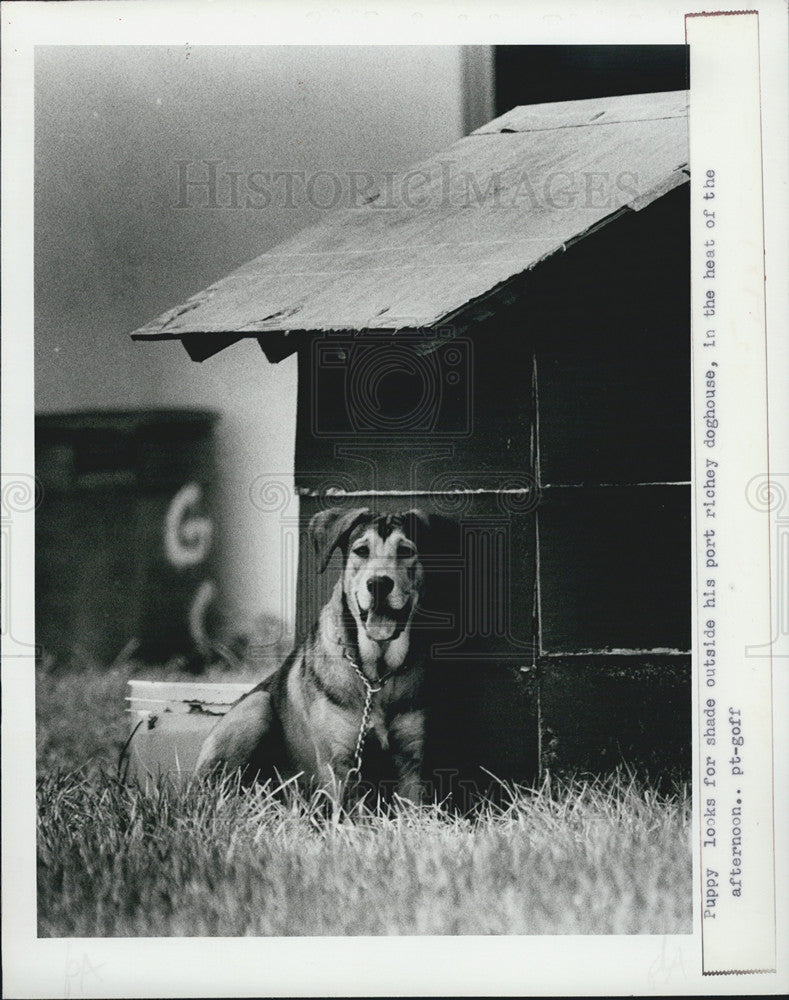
343, 648, 397, 778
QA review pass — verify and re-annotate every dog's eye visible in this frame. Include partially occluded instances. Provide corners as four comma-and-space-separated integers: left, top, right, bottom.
352, 545, 370, 559
397, 543, 416, 559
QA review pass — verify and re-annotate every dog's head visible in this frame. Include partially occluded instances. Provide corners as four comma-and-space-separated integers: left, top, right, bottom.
309, 507, 452, 644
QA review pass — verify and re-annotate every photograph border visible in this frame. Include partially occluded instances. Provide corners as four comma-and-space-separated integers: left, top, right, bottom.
2, 1, 787, 996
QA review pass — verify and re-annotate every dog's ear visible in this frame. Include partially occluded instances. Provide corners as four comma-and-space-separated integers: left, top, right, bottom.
309, 507, 371, 573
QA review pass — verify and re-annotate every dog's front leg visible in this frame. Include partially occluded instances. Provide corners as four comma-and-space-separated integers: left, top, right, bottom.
389, 710, 426, 805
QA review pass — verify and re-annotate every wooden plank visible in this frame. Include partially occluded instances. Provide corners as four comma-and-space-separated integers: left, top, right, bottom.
295, 321, 535, 493
473, 90, 687, 135
538, 485, 691, 655
539, 656, 690, 787
131, 92, 688, 344
534, 184, 690, 487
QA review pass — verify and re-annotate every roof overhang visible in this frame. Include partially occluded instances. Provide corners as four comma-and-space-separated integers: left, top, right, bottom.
131, 90, 689, 362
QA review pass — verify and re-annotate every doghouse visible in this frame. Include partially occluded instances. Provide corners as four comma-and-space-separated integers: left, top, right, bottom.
132, 91, 691, 791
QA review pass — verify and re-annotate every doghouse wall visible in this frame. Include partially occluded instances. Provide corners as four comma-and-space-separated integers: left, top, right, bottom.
293, 183, 691, 786
296, 492, 541, 799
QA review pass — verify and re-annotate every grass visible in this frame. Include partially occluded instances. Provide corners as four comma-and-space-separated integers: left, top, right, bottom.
36, 661, 692, 937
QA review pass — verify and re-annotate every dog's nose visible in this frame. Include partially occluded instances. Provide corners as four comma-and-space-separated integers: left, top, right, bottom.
367, 575, 394, 599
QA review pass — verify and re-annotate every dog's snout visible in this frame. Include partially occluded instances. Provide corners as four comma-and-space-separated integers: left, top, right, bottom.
367, 575, 394, 599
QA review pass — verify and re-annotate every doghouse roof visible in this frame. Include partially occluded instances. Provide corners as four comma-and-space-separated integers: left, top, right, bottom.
131, 90, 688, 362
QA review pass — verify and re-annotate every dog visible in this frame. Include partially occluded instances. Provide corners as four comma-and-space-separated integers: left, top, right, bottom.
195, 507, 453, 803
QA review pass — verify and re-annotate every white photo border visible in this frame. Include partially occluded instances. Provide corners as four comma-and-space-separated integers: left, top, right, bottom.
2, 1, 787, 996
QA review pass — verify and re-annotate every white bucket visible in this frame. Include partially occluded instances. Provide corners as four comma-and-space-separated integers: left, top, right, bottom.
124, 680, 255, 785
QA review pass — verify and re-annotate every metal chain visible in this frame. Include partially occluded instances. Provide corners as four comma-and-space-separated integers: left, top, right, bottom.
344, 649, 382, 777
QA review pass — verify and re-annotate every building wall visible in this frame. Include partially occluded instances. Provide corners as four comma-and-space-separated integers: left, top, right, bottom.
35, 45, 468, 644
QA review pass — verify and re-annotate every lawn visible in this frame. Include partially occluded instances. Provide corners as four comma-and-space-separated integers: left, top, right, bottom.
36, 661, 692, 937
